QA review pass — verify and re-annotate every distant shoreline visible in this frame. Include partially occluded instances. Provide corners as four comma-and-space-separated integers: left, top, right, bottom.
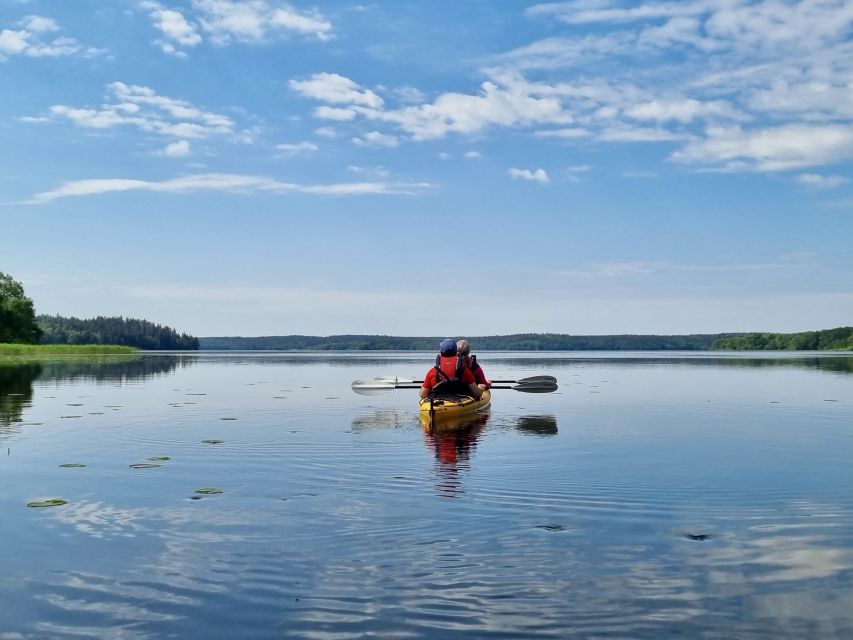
198, 328, 853, 352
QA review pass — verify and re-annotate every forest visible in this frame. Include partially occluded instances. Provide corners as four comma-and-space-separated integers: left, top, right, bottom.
200, 333, 741, 351
38, 315, 200, 350
201, 329, 853, 351
709, 327, 853, 351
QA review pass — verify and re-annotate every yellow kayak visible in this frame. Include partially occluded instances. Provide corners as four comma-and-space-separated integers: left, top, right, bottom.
419, 389, 491, 421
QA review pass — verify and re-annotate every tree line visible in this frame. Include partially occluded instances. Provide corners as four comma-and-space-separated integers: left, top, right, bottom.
200, 333, 740, 351
201, 329, 853, 351
709, 327, 853, 351
38, 315, 200, 350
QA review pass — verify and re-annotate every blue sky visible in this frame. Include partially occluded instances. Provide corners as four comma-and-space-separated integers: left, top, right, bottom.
2, 0, 852, 337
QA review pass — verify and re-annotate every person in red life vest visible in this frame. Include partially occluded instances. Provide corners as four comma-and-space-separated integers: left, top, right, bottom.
456, 339, 491, 389
419, 339, 484, 399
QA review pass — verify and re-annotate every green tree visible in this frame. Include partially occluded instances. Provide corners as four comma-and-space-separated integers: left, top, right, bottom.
0, 272, 42, 344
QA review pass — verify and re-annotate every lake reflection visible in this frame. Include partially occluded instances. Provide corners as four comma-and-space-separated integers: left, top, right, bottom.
1, 351, 852, 639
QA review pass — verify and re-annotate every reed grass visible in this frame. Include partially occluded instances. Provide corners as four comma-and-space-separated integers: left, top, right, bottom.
0, 343, 137, 356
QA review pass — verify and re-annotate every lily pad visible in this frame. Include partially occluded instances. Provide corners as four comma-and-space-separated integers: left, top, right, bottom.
60, 415, 82, 419
27, 498, 68, 508
220, 417, 237, 421
202, 439, 224, 444
147, 456, 170, 461
129, 463, 161, 469
59, 463, 86, 468
685, 533, 713, 541
194, 487, 224, 494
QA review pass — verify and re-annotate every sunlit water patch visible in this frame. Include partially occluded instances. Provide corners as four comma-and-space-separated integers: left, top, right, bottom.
1, 351, 852, 638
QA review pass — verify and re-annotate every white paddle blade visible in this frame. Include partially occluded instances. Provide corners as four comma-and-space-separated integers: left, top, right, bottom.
351, 379, 395, 396
374, 376, 416, 384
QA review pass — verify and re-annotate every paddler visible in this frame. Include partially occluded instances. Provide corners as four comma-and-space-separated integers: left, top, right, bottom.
457, 339, 491, 390
419, 339, 484, 399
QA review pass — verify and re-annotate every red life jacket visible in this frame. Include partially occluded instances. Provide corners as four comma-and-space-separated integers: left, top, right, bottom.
432, 354, 467, 394
435, 354, 465, 380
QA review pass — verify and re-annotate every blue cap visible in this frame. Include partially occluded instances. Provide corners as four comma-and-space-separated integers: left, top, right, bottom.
439, 339, 457, 356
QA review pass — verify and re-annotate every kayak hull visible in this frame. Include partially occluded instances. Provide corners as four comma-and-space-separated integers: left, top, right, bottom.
419, 389, 491, 420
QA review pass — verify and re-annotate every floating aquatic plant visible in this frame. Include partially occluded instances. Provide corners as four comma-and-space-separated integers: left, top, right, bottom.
684, 533, 712, 541
194, 487, 223, 494
220, 417, 237, 421
202, 439, 224, 444
147, 456, 170, 461
129, 463, 161, 469
59, 463, 86, 468
60, 415, 82, 419
27, 498, 68, 508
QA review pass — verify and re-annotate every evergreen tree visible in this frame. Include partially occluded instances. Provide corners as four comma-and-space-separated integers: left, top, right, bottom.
37, 315, 199, 350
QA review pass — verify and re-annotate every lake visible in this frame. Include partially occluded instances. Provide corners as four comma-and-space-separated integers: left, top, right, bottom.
1, 351, 852, 639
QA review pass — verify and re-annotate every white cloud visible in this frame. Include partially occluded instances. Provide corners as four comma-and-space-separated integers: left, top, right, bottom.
795, 173, 850, 189
314, 126, 337, 137
0, 16, 100, 60
383, 78, 572, 140
162, 139, 192, 157
352, 131, 399, 147
0, 29, 29, 55
276, 141, 318, 155
535, 127, 592, 139
25, 173, 432, 204
493, 0, 853, 176
139, 0, 333, 53
294, 71, 575, 141
509, 167, 549, 183
672, 124, 853, 171
526, 1, 708, 25
465, 151, 482, 159
35, 82, 235, 140
600, 126, 686, 142
393, 86, 427, 104
142, 3, 202, 53
625, 98, 742, 124
290, 73, 384, 108
21, 15, 58, 33
190, 0, 332, 44
313, 106, 358, 121
496, 33, 634, 70
269, 7, 333, 41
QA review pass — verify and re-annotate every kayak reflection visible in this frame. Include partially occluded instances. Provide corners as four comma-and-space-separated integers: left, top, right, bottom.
422, 411, 489, 498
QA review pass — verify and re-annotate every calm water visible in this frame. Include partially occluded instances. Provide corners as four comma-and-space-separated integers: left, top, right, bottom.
1, 351, 852, 639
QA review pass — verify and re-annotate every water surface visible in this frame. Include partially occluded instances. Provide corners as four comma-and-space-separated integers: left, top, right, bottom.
2, 351, 852, 638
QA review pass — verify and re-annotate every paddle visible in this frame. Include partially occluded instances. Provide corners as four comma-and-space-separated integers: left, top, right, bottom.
373, 375, 557, 385
352, 377, 558, 395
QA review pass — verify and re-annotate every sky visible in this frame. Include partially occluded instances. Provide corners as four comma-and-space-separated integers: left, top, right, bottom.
1, 0, 852, 337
